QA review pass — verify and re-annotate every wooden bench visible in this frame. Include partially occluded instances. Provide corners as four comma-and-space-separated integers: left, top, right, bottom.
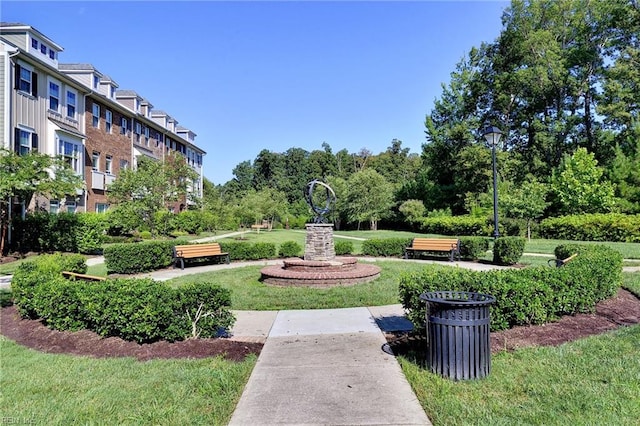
548, 253, 578, 267
62, 271, 106, 281
404, 238, 461, 262
173, 243, 230, 270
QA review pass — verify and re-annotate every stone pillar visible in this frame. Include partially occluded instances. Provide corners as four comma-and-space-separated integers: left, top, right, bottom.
304, 223, 335, 261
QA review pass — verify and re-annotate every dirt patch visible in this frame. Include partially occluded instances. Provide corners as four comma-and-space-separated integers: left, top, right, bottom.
387, 288, 640, 356
0, 305, 262, 362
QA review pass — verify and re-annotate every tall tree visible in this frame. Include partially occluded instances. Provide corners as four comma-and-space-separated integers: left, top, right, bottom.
345, 169, 394, 230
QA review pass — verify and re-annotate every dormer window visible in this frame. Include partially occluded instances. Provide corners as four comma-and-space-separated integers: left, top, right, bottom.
135, 99, 140, 111
49, 49, 55, 60
40, 44, 47, 55
31, 38, 38, 49
110, 86, 115, 99
93, 75, 99, 89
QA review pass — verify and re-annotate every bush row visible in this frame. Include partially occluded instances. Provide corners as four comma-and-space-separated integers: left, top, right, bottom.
398, 244, 622, 332
361, 237, 505, 263
11, 254, 234, 343
539, 213, 640, 242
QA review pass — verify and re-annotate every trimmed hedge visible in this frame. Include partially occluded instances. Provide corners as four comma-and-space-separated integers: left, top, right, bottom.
335, 240, 354, 255
218, 241, 277, 260
278, 241, 302, 258
362, 238, 412, 257
103, 240, 175, 274
492, 236, 526, 265
416, 216, 490, 236
399, 244, 622, 332
11, 253, 87, 319
11, 254, 235, 343
539, 213, 640, 242
459, 237, 491, 260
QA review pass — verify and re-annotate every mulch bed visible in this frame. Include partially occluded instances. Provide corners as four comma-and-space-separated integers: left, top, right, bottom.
387, 288, 640, 356
1, 289, 639, 361
0, 305, 262, 362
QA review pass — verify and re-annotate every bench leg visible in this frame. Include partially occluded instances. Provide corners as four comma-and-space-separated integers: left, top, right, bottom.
226, 254, 230, 264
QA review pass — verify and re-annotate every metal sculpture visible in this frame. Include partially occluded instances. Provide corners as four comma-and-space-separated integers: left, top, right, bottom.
304, 179, 336, 223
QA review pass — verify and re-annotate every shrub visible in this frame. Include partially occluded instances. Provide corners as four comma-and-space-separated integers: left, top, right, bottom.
1, 289, 13, 307
11, 253, 87, 318
218, 241, 276, 261
32, 276, 90, 331
84, 278, 179, 342
103, 240, 175, 274
492, 236, 525, 265
362, 238, 411, 257
398, 244, 622, 332
335, 240, 354, 255
278, 241, 302, 258
12, 212, 80, 253
174, 282, 235, 339
416, 216, 487, 236
539, 213, 640, 242
76, 213, 109, 255
459, 237, 491, 260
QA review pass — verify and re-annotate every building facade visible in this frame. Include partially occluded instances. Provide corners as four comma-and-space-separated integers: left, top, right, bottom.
1, 23, 205, 215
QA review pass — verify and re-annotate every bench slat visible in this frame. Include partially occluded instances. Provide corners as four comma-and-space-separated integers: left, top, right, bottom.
173, 243, 230, 269
405, 238, 461, 262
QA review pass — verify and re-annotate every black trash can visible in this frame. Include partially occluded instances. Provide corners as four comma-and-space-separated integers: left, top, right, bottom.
420, 291, 495, 381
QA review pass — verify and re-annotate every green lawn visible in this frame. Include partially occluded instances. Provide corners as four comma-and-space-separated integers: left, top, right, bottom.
400, 325, 640, 425
0, 336, 256, 425
167, 259, 424, 310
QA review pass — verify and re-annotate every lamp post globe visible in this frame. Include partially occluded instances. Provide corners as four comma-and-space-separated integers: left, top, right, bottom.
482, 125, 503, 239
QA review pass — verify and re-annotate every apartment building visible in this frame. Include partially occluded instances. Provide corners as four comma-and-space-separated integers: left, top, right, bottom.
1, 22, 205, 215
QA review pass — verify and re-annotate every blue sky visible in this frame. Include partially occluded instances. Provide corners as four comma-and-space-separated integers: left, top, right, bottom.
3, 1, 509, 184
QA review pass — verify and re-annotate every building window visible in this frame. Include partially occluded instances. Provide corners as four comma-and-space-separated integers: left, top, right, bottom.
40, 44, 47, 55
49, 49, 56, 60
105, 110, 112, 133
93, 75, 99, 89
92, 152, 100, 171
31, 38, 38, 49
58, 139, 81, 173
135, 98, 140, 111
50, 200, 59, 214
120, 159, 129, 170
65, 201, 76, 213
144, 127, 150, 146
49, 81, 60, 112
110, 86, 115, 99
135, 122, 141, 143
14, 128, 38, 155
95, 203, 109, 213
121, 117, 128, 135
105, 155, 113, 174
17, 65, 37, 95
156, 132, 163, 147
92, 104, 100, 128
66, 90, 76, 118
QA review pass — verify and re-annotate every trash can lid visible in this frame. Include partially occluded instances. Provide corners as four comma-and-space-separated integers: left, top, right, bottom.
420, 290, 495, 306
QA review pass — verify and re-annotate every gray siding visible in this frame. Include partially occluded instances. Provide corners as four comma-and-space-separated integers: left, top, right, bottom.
0, 54, 5, 145
1, 34, 27, 50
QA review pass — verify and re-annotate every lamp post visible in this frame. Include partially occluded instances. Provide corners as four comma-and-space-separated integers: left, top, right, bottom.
482, 125, 503, 239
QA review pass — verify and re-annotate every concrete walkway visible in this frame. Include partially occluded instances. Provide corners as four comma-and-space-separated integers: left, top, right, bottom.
228, 305, 431, 426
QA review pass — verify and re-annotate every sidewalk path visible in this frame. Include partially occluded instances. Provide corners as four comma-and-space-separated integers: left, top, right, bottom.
228, 306, 431, 425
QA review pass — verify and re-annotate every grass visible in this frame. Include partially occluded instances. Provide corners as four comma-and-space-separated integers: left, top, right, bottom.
167, 259, 425, 310
524, 238, 640, 259
623, 272, 640, 298
399, 325, 640, 425
0, 336, 256, 425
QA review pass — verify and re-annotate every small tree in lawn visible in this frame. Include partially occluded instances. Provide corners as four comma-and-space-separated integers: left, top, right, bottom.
500, 179, 549, 240
0, 148, 84, 255
551, 148, 616, 215
107, 155, 198, 237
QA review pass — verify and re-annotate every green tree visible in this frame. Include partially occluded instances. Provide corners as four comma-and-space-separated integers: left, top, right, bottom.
500, 179, 550, 240
237, 188, 289, 228
345, 169, 394, 230
551, 148, 616, 215
398, 199, 426, 225
107, 155, 197, 236
0, 148, 83, 255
